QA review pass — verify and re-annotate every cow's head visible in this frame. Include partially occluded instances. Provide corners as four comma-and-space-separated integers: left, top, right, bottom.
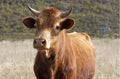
23, 5, 74, 56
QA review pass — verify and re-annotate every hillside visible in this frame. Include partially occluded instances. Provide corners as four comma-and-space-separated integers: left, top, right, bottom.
0, 0, 119, 39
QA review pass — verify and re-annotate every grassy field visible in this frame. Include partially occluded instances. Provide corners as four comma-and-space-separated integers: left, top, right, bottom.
0, 39, 119, 79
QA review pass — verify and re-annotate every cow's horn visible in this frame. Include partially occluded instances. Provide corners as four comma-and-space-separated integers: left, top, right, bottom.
60, 7, 72, 18
27, 4, 40, 16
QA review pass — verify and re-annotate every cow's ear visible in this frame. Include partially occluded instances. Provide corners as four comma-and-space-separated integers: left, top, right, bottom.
23, 17, 36, 28
61, 18, 74, 30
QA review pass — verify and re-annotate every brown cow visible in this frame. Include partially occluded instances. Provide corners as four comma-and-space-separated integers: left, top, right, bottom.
23, 5, 95, 79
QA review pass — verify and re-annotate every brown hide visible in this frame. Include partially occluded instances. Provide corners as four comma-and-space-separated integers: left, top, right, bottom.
23, 6, 95, 79
34, 30, 95, 79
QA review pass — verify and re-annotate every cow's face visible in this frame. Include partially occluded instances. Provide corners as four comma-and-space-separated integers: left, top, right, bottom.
23, 6, 74, 53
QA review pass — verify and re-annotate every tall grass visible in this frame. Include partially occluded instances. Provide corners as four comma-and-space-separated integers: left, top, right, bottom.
93, 39, 120, 79
0, 39, 119, 79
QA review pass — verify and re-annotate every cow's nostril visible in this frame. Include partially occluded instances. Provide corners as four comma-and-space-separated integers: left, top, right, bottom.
41, 39, 46, 45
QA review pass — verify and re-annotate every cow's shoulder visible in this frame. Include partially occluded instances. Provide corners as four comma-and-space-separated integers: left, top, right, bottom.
68, 32, 91, 42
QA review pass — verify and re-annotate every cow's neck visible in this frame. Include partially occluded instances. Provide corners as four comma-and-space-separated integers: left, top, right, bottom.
48, 52, 55, 69
54, 30, 77, 74
39, 49, 55, 68
38, 50, 55, 69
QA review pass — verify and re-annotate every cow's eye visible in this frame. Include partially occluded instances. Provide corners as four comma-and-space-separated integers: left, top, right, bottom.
56, 26, 60, 30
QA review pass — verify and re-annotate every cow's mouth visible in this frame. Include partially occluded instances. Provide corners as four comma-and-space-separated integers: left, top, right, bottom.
34, 46, 49, 51
38, 48, 49, 51
34, 47, 51, 58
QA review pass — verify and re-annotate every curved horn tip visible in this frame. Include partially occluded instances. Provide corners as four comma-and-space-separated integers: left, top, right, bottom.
27, 4, 40, 16
60, 7, 72, 18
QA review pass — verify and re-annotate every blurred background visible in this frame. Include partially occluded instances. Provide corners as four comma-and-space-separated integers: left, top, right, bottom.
0, 0, 119, 40
0, 0, 119, 79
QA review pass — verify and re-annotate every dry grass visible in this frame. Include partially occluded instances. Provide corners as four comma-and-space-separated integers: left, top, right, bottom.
0, 39, 119, 79
93, 39, 120, 79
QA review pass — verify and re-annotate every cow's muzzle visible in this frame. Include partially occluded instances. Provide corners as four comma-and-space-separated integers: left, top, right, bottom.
33, 38, 46, 50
